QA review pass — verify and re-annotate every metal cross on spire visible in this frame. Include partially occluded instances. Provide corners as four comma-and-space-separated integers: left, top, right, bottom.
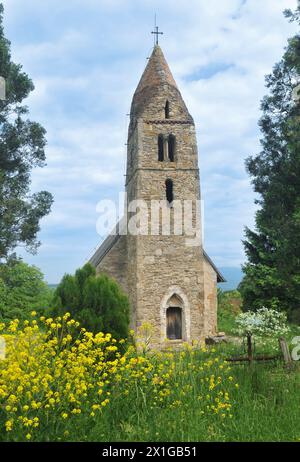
151, 15, 163, 45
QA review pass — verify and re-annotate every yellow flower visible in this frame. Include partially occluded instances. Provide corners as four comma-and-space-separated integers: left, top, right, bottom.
106, 345, 118, 352
5, 420, 13, 432
31, 401, 41, 410
71, 408, 81, 415
26, 433, 32, 440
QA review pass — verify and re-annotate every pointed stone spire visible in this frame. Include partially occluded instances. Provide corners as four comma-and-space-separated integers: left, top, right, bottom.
134, 45, 178, 96
128, 45, 193, 134
129, 45, 193, 131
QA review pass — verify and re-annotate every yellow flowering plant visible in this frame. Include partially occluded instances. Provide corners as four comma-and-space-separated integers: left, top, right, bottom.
0, 313, 120, 441
0, 313, 238, 441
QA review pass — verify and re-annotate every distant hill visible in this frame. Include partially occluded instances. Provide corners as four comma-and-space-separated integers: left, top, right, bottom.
218, 267, 243, 291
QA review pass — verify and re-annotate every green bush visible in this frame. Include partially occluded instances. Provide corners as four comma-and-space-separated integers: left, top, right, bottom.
51, 263, 130, 339
217, 289, 242, 334
0, 257, 52, 321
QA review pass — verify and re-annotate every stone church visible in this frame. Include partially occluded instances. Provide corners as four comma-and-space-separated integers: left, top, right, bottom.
89, 44, 225, 347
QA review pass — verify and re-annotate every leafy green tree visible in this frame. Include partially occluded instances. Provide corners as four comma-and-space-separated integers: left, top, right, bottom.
52, 264, 130, 339
0, 257, 52, 321
240, 6, 300, 322
217, 289, 242, 334
0, 4, 53, 260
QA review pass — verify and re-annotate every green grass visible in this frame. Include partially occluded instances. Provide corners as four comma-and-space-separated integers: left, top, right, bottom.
82, 302, 300, 442
85, 302, 300, 443
84, 347, 300, 442
223, 362, 300, 441
2, 305, 299, 442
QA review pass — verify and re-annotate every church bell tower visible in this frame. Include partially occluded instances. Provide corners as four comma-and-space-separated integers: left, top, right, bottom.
90, 43, 224, 347
126, 44, 214, 346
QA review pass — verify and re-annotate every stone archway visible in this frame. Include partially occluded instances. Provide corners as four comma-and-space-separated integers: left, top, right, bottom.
160, 286, 190, 343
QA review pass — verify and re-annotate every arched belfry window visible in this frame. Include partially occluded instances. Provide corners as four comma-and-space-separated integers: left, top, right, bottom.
165, 100, 170, 119
158, 134, 164, 162
168, 135, 176, 162
166, 307, 182, 340
166, 179, 174, 205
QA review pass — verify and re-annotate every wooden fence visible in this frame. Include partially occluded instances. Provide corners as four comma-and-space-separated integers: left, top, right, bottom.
226, 334, 292, 366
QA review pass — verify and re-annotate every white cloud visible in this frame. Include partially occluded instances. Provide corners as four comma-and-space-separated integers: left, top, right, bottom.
2, 0, 298, 281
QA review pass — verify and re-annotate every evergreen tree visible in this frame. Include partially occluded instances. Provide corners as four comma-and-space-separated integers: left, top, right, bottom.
0, 4, 53, 260
52, 264, 130, 339
240, 6, 300, 322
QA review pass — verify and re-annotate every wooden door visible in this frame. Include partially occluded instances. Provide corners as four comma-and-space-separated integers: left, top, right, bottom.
166, 307, 182, 340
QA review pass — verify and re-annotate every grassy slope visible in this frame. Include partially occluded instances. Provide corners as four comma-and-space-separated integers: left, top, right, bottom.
86, 292, 300, 442
87, 300, 300, 443
2, 291, 299, 442
86, 351, 300, 442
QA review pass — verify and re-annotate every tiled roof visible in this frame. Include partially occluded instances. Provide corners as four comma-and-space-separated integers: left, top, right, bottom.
134, 45, 178, 97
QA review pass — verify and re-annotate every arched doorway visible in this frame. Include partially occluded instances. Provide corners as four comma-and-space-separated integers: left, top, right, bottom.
160, 287, 190, 343
166, 306, 182, 340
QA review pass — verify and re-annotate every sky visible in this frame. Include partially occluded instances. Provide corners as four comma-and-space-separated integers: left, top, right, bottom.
1, 0, 298, 284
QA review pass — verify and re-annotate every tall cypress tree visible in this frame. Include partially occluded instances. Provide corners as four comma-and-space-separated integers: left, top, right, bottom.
240, 6, 300, 322
0, 4, 53, 260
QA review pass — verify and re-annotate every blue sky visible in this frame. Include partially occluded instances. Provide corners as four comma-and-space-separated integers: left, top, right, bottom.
1, 0, 298, 283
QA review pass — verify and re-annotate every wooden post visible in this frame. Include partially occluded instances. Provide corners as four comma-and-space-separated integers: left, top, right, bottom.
278, 337, 292, 366
247, 333, 253, 364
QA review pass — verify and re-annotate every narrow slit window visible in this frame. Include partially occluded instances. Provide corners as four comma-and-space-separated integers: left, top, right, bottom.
166, 179, 174, 204
165, 100, 170, 119
168, 134, 176, 162
158, 134, 164, 162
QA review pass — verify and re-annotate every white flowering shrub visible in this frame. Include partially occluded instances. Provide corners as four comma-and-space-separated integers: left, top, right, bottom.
235, 308, 290, 348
